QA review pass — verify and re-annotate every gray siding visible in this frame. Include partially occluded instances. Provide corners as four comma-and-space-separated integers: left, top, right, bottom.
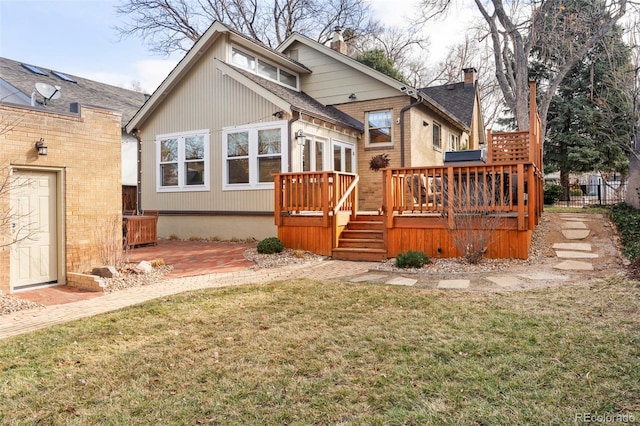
285, 41, 401, 105
139, 36, 284, 213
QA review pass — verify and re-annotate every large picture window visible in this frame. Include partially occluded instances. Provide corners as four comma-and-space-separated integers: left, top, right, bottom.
223, 121, 287, 189
156, 130, 210, 192
366, 110, 393, 147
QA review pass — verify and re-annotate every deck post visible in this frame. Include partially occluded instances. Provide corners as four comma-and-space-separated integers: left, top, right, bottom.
517, 163, 525, 230
487, 129, 493, 163
446, 167, 454, 229
274, 174, 283, 226
322, 172, 330, 227
527, 165, 536, 230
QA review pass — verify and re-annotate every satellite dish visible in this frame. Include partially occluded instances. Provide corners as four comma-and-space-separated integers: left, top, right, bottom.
35, 82, 61, 105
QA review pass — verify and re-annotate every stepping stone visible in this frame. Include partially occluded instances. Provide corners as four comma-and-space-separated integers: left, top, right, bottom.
486, 276, 522, 287
437, 279, 470, 289
552, 243, 592, 251
561, 221, 588, 229
518, 272, 569, 281
553, 260, 594, 271
349, 274, 387, 283
562, 229, 591, 240
555, 250, 599, 259
385, 277, 417, 286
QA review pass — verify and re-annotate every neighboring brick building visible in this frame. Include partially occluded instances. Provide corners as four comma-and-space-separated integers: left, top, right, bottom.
0, 102, 121, 294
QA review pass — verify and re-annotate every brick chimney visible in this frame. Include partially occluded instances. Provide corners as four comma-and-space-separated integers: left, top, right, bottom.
463, 67, 477, 87
330, 27, 347, 55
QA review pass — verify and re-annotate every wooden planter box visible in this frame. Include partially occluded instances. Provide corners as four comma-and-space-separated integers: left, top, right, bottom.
123, 215, 158, 247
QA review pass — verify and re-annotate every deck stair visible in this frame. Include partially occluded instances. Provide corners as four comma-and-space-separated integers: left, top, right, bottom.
332, 214, 387, 261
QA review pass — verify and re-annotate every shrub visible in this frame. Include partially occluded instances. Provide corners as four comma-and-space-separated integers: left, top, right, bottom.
396, 250, 430, 268
257, 237, 285, 254
544, 183, 563, 205
570, 188, 583, 197
610, 203, 640, 260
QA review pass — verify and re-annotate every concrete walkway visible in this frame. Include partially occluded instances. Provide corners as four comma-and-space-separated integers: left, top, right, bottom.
0, 213, 607, 340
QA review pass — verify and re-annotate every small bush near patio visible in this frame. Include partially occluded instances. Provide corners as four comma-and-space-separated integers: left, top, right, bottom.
543, 183, 563, 205
256, 236, 285, 254
1, 278, 638, 424
396, 250, 430, 268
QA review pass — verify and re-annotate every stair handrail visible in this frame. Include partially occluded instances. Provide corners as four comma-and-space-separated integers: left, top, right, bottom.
332, 174, 359, 217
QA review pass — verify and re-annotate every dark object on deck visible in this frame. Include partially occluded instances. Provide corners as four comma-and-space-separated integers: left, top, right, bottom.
444, 149, 487, 165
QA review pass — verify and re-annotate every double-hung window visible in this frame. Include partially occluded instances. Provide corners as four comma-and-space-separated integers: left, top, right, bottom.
223, 121, 287, 189
366, 110, 393, 147
432, 122, 442, 151
157, 130, 210, 192
449, 133, 459, 151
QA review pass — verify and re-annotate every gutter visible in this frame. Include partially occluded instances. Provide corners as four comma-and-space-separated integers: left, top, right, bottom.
400, 95, 424, 167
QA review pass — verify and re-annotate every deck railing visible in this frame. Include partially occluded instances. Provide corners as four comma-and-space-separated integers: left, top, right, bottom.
274, 171, 358, 226
382, 162, 542, 231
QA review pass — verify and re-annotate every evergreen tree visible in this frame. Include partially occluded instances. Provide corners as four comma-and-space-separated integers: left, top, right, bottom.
545, 26, 634, 199
356, 49, 406, 83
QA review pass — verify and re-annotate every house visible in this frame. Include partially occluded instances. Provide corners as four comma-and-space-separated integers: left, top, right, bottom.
0, 102, 123, 295
125, 21, 486, 241
0, 57, 147, 210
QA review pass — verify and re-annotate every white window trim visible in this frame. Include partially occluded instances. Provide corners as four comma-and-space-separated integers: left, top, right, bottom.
432, 122, 442, 151
365, 109, 394, 148
222, 120, 288, 191
156, 129, 210, 193
302, 135, 329, 172
230, 45, 300, 91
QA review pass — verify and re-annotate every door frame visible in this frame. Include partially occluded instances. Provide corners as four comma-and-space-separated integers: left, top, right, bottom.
10, 166, 66, 292
332, 139, 356, 173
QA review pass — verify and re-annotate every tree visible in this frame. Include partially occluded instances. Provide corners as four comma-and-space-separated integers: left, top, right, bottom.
115, 0, 381, 53
418, 0, 630, 138
355, 49, 407, 82
545, 26, 634, 199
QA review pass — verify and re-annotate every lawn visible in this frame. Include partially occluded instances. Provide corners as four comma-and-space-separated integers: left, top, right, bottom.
1, 278, 638, 425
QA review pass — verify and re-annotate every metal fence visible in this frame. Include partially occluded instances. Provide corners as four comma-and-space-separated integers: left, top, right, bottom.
552, 181, 628, 207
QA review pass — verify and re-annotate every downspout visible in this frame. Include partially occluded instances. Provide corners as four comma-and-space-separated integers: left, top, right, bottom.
131, 128, 142, 214
399, 95, 424, 167
287, 109, 300, 172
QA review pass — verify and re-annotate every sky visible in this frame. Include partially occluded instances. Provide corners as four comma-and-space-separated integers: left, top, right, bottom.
0, 0, 473, 94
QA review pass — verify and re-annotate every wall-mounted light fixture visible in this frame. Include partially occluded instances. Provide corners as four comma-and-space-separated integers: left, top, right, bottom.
272, 110, 284, 119
295, 129, 305, 145
423, 120, 429, 127
348, 93, 357, 100
35, 138, 48, 156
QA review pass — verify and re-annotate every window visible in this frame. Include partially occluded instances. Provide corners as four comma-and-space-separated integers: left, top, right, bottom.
302, 136, 327, 172
231, 46, 298, 90
223, 121, 288, 189
156, 130, 210, 192
449, 134, 459, 151
366, 110, 393, 146
433, 122, 442, 150
51, 70, 76, 83
21, 63, 47, 76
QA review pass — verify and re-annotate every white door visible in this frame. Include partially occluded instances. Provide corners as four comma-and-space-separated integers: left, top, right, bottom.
10, 170, 58, 289
333, 141, 356, 173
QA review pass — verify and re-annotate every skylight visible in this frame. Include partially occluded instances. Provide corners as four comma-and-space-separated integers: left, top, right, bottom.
51, 70, 76, 83
21, 63, 47, 76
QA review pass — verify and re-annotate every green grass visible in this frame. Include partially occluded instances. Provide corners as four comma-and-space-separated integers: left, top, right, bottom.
544, 205, 611, 215
1, 278, 639, 425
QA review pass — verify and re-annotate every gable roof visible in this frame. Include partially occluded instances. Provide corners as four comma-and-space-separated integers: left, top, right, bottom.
220, 61, 363, 132
419, 82, 477, 129
278, 33, 471, 131
127, 20, 312, 132
0, 57, 147, 125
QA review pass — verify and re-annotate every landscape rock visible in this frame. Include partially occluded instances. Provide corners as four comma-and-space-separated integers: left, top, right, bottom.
91, 266, 119, 278
133, 261, 154, 274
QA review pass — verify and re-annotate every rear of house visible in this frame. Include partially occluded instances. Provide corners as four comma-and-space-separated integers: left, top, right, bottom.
126, 22, 481, 241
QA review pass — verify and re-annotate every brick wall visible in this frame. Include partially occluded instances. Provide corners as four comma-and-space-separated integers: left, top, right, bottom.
336, 96, 409, 210
0, 103, 122, 294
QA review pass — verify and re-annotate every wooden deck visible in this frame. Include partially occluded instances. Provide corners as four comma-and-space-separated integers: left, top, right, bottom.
275, 82, 543, 260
